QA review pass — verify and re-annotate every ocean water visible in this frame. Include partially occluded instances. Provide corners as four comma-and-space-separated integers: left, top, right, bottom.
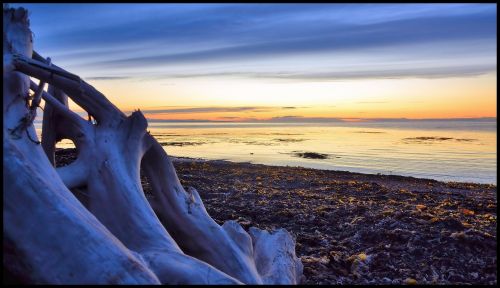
39, 120, 497, 185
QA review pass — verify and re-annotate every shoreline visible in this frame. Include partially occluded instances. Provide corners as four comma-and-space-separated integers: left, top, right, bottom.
55, 148, 497, 284
169, 155, 496, 188
51, 143, 498, 187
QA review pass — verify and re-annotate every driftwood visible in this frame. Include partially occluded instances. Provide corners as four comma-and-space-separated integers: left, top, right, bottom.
3, 6, 303, 284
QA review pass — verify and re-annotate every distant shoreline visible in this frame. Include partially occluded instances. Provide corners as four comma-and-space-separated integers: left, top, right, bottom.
34, 116, 497, 125
144, 117, 498, 123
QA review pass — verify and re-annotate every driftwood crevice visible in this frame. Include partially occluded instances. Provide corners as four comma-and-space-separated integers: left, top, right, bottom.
3, 6, 303, 284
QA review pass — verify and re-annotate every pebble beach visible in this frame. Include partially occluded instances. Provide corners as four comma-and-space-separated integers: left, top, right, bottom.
55, 148, 497, 285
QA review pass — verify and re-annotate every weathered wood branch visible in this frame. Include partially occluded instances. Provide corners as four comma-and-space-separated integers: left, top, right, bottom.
13, 54, 124, 124
30, 57, 50, 110
30, 81, 83, 127
4, 5, 303, 285
142, 137, 303, 284
142, 139, 263, 283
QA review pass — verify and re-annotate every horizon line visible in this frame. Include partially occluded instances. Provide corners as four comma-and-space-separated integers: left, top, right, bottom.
145, 116, 497, 123
32, 112, 497, 124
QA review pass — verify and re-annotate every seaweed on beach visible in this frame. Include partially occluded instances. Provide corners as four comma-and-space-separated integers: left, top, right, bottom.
55, 149, 497, 285
290, 151, 330, 159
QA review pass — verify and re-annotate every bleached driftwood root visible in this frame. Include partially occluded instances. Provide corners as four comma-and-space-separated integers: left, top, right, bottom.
3, 7, 160, 284
3, 6, 303, 284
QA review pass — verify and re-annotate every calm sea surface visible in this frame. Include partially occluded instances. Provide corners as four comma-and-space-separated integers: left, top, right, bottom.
39, 120, 497, 184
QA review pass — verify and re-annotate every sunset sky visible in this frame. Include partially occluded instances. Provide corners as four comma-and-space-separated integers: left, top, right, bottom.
17, 3, 497, 121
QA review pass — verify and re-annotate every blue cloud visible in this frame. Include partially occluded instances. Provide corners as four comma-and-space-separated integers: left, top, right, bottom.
78, 11, 496, 67
14, 3, 497, 80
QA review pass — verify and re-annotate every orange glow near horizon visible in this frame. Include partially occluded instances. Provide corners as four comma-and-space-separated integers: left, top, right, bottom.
65, 72, 497, 121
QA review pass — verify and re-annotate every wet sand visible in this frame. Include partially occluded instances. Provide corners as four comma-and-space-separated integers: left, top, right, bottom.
56, 148, 497, 285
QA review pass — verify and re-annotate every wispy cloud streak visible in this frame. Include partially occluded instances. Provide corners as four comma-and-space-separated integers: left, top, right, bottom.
138, 106, 271, 114
17, 3, 496, 81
